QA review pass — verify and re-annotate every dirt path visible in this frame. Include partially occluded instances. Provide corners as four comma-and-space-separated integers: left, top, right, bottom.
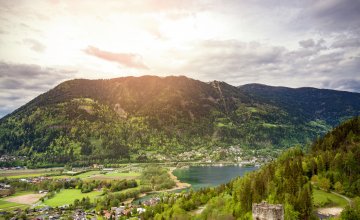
5, 193, 43, 205
193, 205, 206, 215
316, 191, 352, 217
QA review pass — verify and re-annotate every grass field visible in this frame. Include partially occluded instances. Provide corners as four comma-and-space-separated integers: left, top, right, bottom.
0, 168, 62, 179
0, 191, 35, 211
313, 189, 348, 208
2, 173, 55, 179
103, 172, 140, 178
75, 170, 141, 180
50, 170, 141, 180
43, 189, 102, 207
0, 200, 28, 210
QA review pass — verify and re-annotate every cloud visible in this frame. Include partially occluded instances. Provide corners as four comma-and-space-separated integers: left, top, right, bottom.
299, 39, 315, 48
83, 46, 149, 69
0, 61, 76, 118
292, 0, 360, 33
161, 39, 360, 92
322, 79, 360, 93
23, 38, 46, 53
331, 37, 360, 48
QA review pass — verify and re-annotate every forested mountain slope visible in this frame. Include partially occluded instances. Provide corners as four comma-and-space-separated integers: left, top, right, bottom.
239, 83, 360, 126
0, 76, 359, 166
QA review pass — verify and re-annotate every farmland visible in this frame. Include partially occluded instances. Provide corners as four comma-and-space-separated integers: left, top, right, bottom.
43, 189, 102, 207
0, 191, 38, 211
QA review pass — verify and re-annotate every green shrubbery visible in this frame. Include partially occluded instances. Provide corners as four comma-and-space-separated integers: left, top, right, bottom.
140, 166, 175, 190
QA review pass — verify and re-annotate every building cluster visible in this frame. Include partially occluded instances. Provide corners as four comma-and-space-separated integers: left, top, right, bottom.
101, 197, 160, 219
3, 195, 162, 219
19, 176, 51, 184
142, 197, 160, 206
0, 183, 13, 197
0, 183, 11, 190
0, 155, 27, 163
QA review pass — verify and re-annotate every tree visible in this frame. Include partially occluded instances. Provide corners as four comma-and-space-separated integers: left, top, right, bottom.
284, 202, 299, 220
310, 175, 318, 184
334, 182, 344, 194
319, 178, 331, 192
341, 197, 360, 220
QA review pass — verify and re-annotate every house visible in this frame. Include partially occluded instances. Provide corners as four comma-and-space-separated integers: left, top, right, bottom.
103, 210, 114, 219
115, 206, 125, 215
38, 206, 52, 212
137, 208, 146, 214
93, 164, 104, 169
102, 168, 114, 171
121, 209, 131, 216
0, 183, 11, 189
143, 197, 160, 206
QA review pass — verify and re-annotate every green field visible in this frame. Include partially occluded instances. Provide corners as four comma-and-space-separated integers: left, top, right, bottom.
50, 170, 141, 180
43, 189, 103, 207
0, 168, 62, 180
0, 191, 34, 211
49, 171, 101, 179
313, 189, 348, 208
2, 173, 55, 179
74, 170, 141, 179
103, 171, 140, 177
0, 200, 28, 210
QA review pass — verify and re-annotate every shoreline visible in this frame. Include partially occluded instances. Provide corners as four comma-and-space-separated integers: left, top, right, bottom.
149, 167, 191, 193
168, 167, 191, 190
132, 168, 191, 202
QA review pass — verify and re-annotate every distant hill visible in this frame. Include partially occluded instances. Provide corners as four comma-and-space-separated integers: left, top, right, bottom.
239, 83, 360, 125
0, 75, 359, 166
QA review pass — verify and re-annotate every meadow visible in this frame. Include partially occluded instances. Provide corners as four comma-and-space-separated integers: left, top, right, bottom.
0, 168, 62, 179
0, 191, 35, 211
43, 189, 103, 207
313, 189, 348, 208
62, 170, 141, 180
0, 168, 141, 181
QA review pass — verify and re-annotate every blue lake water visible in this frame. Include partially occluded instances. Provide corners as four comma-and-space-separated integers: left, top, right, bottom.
133, 165, 258, 204
173, 165, 258, 190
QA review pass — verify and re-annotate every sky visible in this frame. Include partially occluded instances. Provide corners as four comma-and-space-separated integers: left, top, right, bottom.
0, 0, 360, 117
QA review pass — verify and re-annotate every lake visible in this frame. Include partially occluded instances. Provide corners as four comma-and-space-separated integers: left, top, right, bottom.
133, 165, 258, 204
173, 165, 258, 190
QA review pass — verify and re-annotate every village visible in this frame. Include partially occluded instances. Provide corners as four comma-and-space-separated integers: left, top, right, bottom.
1, 197, 161, 220
0, 164, 182, 219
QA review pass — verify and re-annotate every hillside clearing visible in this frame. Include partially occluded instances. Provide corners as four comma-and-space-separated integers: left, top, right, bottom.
313, 189, 348, 208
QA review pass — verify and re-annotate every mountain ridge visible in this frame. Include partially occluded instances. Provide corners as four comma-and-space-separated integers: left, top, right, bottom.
1, 75, 359, 166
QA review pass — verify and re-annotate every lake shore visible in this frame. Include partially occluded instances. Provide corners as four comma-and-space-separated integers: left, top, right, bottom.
147, 167, 191, 194
168, 167, 191, 190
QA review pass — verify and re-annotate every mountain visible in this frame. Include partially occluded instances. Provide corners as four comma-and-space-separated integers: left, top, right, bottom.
0, 76, 359, 167
239, 83, 360, 125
